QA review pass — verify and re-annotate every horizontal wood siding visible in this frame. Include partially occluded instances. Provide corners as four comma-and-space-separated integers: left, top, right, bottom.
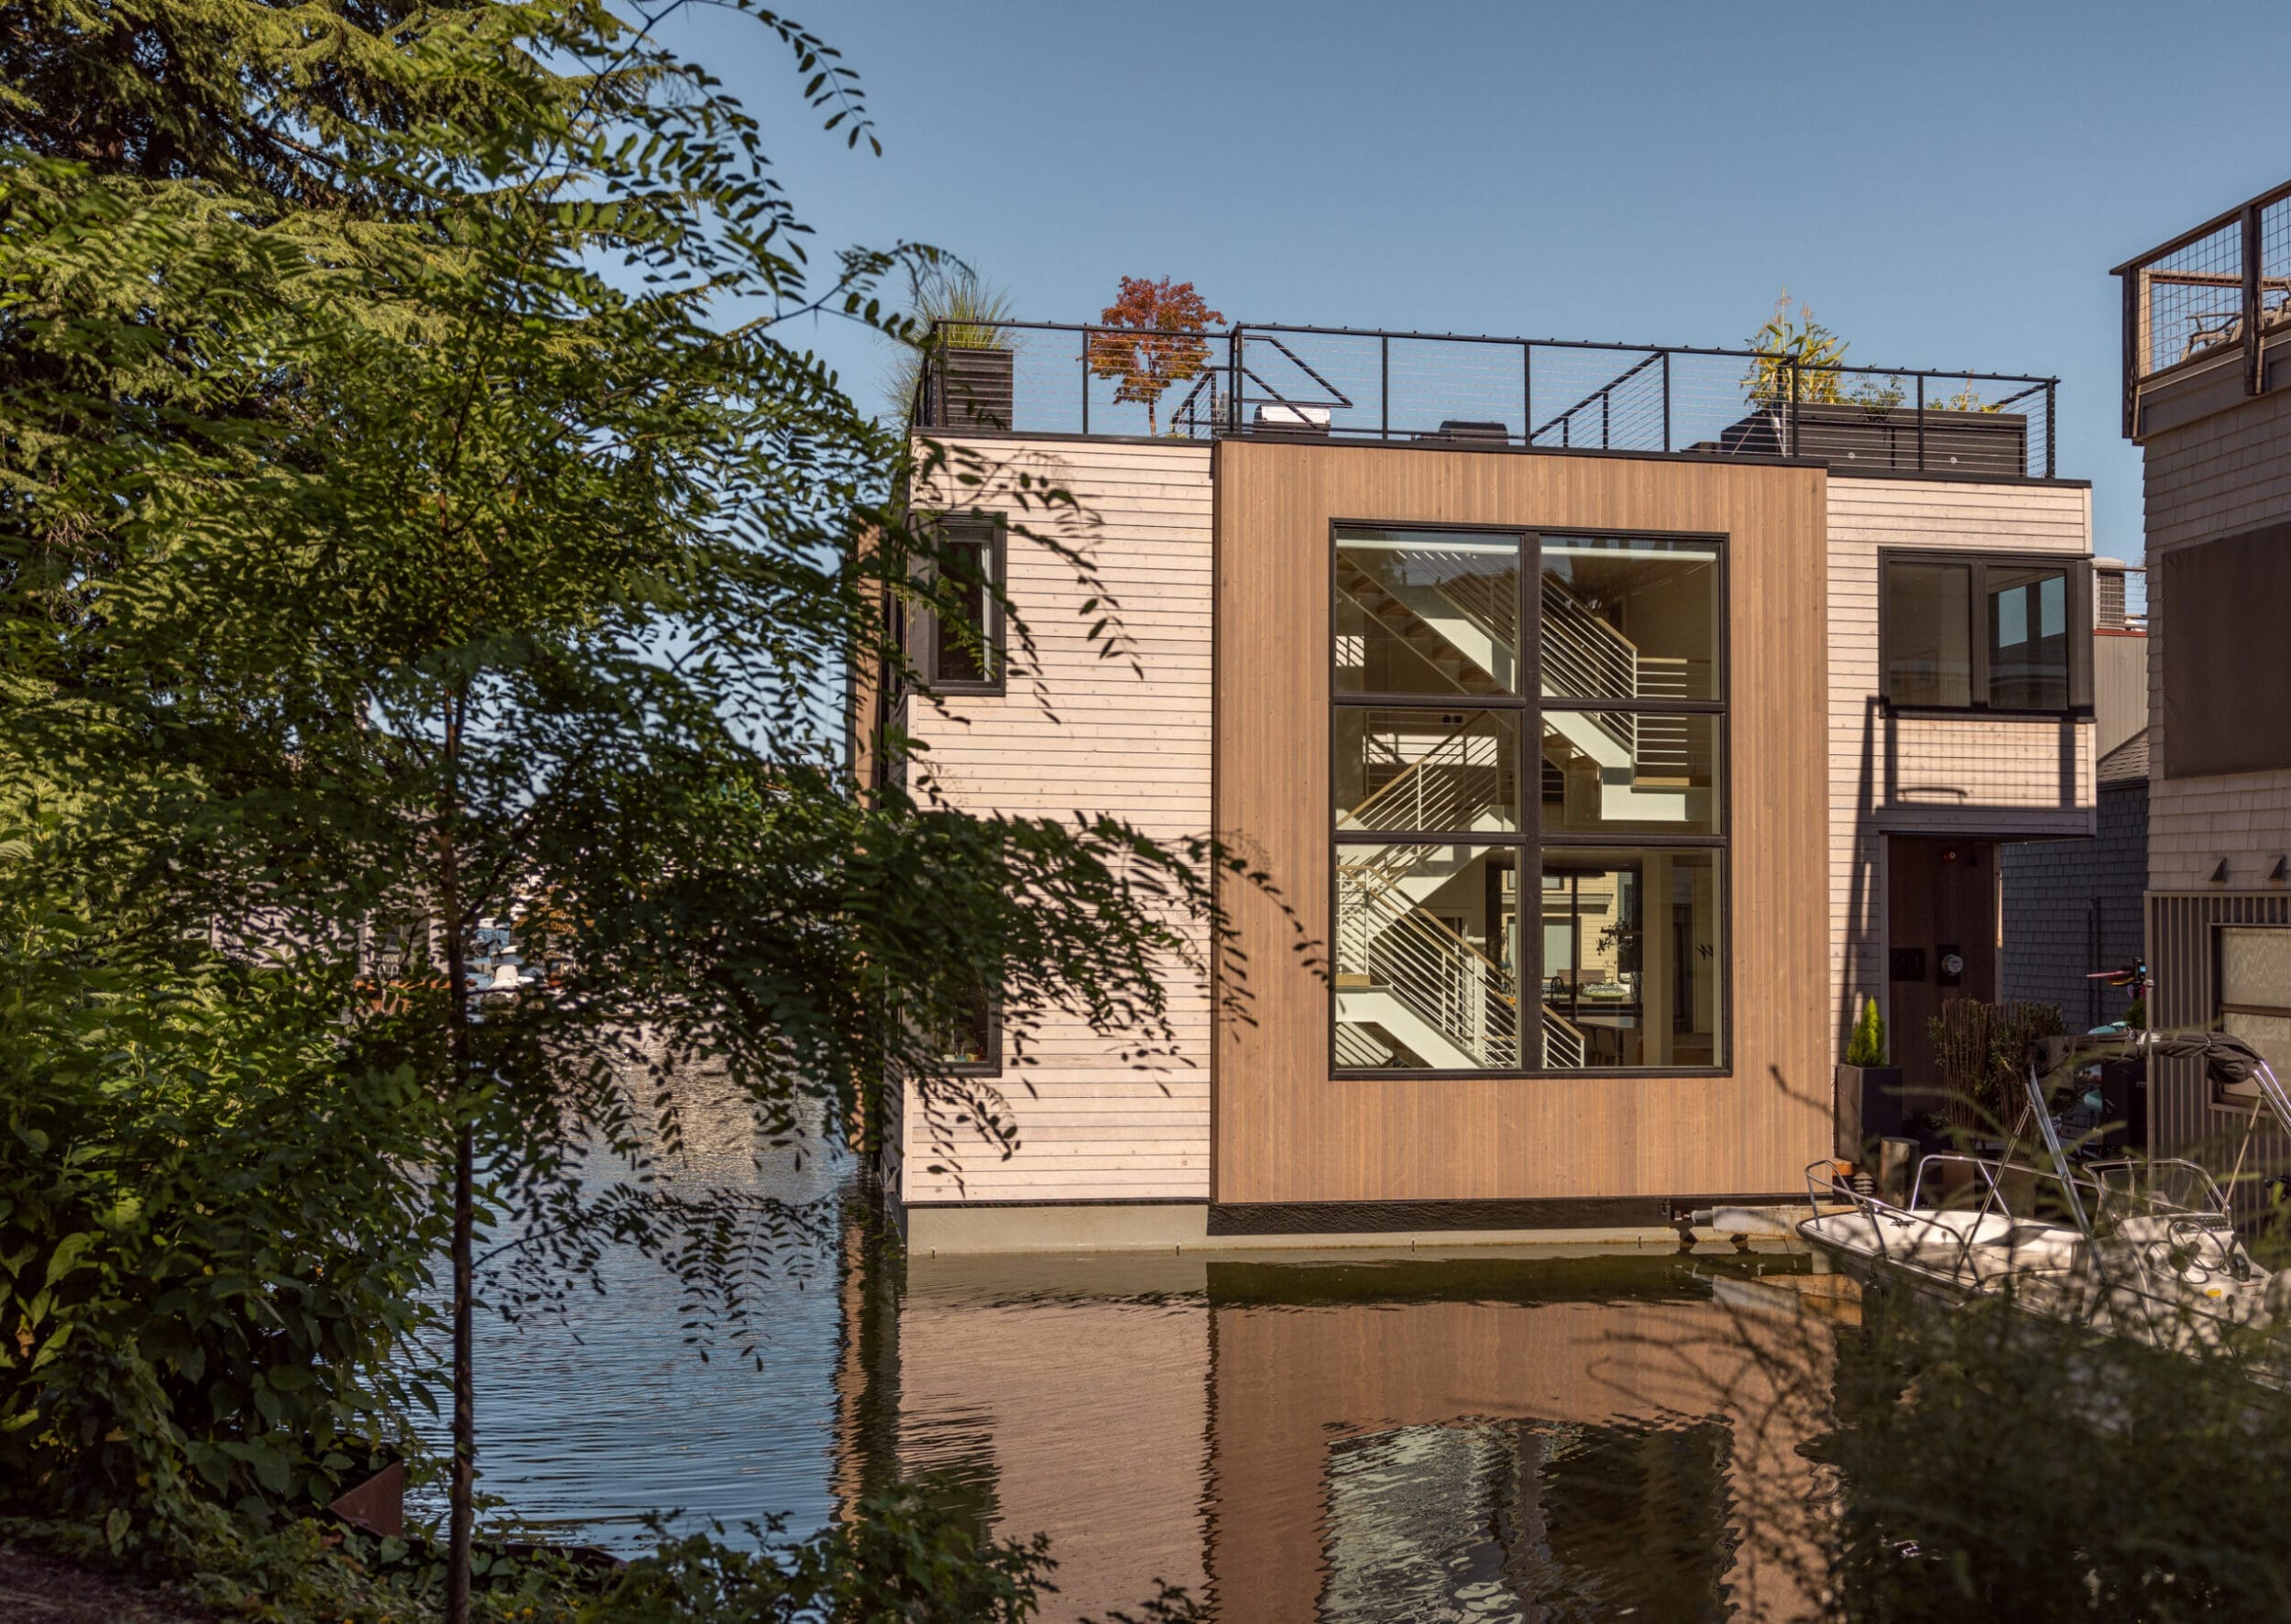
903, 439, 1214, 1202
1825, 477, 2094, 1051
1215, 443, 1832, 1204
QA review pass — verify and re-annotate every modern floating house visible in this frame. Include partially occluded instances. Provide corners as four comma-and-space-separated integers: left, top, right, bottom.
2116, 179, 2291, 1178
856, 321, 2096, 1252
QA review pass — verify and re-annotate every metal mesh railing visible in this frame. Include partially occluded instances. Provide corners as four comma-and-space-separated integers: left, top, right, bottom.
2133, 218, 2246, 377
915, 320, 2059, 478
2118, 179, 2291, 422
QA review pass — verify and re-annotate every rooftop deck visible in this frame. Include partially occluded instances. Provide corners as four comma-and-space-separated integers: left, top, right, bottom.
2114, 177, 2291, 440
917, 320, 2060, 480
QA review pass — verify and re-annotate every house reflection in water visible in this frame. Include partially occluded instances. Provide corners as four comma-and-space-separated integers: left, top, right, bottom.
837, 1236, 1825, 1621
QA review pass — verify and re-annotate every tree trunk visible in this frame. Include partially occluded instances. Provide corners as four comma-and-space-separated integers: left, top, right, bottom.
440, 697, 477, 1624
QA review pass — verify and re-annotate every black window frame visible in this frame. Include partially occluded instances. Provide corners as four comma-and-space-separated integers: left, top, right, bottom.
921, 513, 1007, 697
1878, 548, 2093, 719
937, 981, 1003, 1078
1329, 521, 1732, 1081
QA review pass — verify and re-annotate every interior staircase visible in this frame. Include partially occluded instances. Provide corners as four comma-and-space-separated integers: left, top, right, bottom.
1335, 552, 1692, 824
1332, 547, 1692, 1070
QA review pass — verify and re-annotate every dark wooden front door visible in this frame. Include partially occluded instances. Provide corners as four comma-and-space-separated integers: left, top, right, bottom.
1887, 837, 2000, 1094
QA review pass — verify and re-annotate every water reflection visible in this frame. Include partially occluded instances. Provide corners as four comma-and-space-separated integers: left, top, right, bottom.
882, 1249, 1820, 1621
431, 1070, 848, 1546
455, 1109, 1823, 1618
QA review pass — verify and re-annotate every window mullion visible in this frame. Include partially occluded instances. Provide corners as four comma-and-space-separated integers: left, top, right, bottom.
1969, 559, 1990, 708
1522, 532, 1544, 1071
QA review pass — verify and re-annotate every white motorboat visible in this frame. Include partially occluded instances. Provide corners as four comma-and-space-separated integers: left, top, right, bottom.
1799, 1030, 2291, 1368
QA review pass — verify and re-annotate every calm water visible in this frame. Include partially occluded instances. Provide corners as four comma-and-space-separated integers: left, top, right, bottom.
447, 1101, 1825, 1619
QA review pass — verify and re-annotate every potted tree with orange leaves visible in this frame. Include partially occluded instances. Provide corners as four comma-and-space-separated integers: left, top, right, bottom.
1087, 276, 1223, 435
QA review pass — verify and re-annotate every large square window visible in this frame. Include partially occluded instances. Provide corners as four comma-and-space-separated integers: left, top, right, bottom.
1333, 526, 1726, 1075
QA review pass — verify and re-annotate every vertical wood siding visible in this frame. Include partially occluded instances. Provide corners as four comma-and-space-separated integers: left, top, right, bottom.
2149, 892, 2291, 1213
1215, 443, 1832, 1204
1824, 477, 2095, 1052
902, 439, 1215, 1202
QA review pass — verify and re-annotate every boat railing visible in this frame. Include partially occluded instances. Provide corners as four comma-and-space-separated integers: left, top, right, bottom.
1804, 1152, 2113, 1296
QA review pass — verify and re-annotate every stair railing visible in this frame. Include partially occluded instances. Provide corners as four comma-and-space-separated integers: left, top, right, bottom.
1336, 856, 1594, 1070
1341, 714, 1511, 833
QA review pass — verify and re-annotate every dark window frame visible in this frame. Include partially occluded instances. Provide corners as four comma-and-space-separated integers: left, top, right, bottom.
921, 513, 1007, 696
1329, 521, 1732, 1081
1877, 548, 2093, 719
937, 982, 1003, 1078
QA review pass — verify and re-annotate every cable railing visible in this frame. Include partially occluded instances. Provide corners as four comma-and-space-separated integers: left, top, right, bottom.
2115, 176, 2291, 434
915, 319, 2059, 479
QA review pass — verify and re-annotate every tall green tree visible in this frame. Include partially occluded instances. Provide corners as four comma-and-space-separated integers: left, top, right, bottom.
0, 2, 1251, 1614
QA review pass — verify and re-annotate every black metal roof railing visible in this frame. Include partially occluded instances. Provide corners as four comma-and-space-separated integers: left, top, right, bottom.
2113, 177, 2291, 436
915, 321, 2060, 480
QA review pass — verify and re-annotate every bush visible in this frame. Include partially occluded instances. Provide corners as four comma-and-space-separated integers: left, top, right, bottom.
1845, 996, 1888, 1067
0, 879, 442, 1536
1926, 998, 2066, 1128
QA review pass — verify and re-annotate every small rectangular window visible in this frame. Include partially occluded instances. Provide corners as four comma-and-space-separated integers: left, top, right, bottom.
1881, 553, 2088, 714
927, 518, 1004, 694
2218, 927, 2291, 1103
937, 982, 1002, 1075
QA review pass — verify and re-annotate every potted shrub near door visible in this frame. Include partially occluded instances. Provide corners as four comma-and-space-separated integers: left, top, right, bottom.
1836, 995, 1905, 1158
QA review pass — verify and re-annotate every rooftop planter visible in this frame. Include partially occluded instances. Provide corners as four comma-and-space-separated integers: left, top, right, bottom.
1716, 402, 2030, 476
928, 342, 1015, 432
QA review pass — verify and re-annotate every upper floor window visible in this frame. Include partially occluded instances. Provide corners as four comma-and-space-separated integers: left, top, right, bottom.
1332, 527, 1727, 1077
1880, 552, 2089, 714
923, 517, 1005, 694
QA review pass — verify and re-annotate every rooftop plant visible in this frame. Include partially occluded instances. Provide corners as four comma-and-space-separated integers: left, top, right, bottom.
1087, 276, 1223, 434
888, 258, 1015, 422
1744, 292, 2000, 413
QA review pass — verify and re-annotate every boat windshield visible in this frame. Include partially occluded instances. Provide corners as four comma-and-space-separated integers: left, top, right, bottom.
2087, 1158, 2232, 1225
1906, 1154, 2101, 1227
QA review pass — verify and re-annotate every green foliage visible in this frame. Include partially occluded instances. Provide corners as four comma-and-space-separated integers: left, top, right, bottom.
10, 1478, 1138, 1622
1810, 1289, 2291, 1619
0, 828, 440, 1529
1844, 995, 1887, 1068
0, 0, 1263, 1603
586, 1484, 1057, 1622
2126, 995, 2148, 1030
886, 260, 1017, 423
1743, 292, 1920, 411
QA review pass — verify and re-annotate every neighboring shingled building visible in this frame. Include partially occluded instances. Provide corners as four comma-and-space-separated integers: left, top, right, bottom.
2002, 729, 2150, 1026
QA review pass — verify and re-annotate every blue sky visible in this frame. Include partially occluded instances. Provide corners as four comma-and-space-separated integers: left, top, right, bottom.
673, 0, 2291, 562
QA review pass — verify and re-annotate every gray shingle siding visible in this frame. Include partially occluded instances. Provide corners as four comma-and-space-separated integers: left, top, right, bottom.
2001, 781, 2150, 1027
